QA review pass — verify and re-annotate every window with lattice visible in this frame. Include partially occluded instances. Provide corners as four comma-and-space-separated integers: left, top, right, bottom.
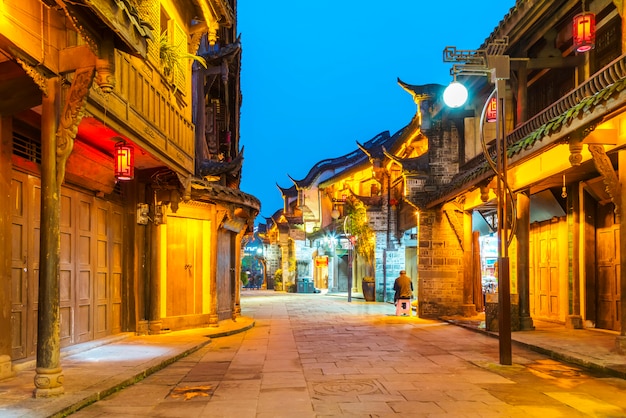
137, 0, 160, 65
168, 19, 188, 93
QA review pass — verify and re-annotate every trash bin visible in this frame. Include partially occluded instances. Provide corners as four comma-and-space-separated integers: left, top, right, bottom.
297, 278, 313, 293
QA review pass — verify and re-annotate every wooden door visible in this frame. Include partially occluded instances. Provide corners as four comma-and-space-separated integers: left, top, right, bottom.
11, 175, 26, 359
110, 205, 123, 334
535, 220, 560, 319
166, 217, 204, 316
10, 172, 40, 360
596, 203, 620, 331
217, 228, 232, 320
75, 195, 95, 343
11, 170, 122, 357
59, 189, 96, 346
11, 172, 28, 360
94, 200, 124, 338
337, 255, 349, 292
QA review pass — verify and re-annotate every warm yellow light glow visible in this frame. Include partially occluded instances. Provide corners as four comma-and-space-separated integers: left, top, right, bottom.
508, 144, 592, 191
159, 225, 167, 317
202, 221, 211, 314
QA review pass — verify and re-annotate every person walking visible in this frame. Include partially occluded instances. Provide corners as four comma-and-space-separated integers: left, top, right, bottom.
393, 270, 413, 315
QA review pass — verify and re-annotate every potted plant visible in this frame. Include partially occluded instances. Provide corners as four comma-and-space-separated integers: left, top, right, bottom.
361, 276, 376, 302
344, 196, 376, 302
240, 271, 249, 288
273, 269, 283, 291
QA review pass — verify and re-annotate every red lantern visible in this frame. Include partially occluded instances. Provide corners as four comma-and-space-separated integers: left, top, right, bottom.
573, 12, 595, 52
486, 97, 498, 123
114, 140, 134, 180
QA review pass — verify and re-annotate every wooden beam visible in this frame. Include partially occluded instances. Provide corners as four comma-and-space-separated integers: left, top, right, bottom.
59, 45, 96, 74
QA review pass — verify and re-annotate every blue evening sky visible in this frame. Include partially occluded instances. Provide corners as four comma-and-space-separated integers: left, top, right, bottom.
238, 1, 516, 221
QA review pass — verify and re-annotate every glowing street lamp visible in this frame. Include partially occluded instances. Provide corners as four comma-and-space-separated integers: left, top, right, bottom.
443, 40, 513, 365
443, 80, 468, 108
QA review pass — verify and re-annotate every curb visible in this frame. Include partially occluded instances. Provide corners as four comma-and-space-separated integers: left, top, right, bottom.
51, 339, 213, 418
444, 319, 626, 381
49, 318, 255, 417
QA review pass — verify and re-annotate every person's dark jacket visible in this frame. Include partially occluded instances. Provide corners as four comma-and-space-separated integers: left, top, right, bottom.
393, 274, 413, 302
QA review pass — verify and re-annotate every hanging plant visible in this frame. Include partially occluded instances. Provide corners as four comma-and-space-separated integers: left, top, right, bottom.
344, 195, 375, 276
159, 31, 207, 78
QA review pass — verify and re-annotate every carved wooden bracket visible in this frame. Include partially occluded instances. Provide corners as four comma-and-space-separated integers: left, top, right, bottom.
588, 144, 621, 214
95, 38, 115, 94
15, 57, 48, 96
569, 124, 597, 166
56, 66, 95, 186
478, 179, 492, 203
569, 132, 585, 166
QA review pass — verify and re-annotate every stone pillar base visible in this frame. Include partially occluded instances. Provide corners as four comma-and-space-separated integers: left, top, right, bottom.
565, 315, 583, 329
33, 367, 64, 398
148, 320, 162, 335
209, 314, 219, 327
461, 304, 477, 317
519, 316, 535, 331
0, 355, 14, 381
136, 320, 149, 335
615, 336, 626, 355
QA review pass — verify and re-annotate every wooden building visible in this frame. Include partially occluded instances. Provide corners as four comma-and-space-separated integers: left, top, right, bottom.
395, 0, 626, 348
0, 0, 259, 395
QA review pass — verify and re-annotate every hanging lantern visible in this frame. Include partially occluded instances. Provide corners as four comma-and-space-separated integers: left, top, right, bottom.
486, 97, 498, 123
114, 140, 134, 180
573, 11, 595, 52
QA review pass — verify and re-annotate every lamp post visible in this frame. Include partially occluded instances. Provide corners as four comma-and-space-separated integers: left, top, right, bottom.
331, 207, 340, 296
443, 39, 513, 365
256, 247, 267, 289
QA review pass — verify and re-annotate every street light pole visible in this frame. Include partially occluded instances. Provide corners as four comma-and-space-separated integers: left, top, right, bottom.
493, 74, 512, 365
443, 40, 513, 365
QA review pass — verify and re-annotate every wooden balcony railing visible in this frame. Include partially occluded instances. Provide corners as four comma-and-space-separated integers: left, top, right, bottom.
88, 51, 195, 174
508, 53, 626, 145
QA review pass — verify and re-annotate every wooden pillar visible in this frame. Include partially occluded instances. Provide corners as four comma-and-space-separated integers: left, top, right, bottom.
209, 215, 220, 327
34, 77, 64, 397
234, 229, 245, 317
0, 116, 14, 380
516, 61, 528, 125
516, 192, 534, 330
146, 220, 162, 335
230, 231, 237, 320
566, 182, 583, 328
617, 150, 626, 352
35, 66, 93, 397
472, 231, 484, 313
462, 211, 476, 316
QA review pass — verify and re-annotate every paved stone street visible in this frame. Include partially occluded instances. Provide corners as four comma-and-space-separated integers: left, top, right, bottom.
70, 291, 626, 417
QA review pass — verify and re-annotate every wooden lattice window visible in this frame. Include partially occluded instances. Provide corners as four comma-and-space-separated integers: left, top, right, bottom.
138, 0, 160, 65
591, 16, 621, 75
527, 68, 574, 119
168, 19, 188, 94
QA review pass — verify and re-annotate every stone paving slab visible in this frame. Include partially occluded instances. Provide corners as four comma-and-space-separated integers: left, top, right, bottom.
2, 290, 626, 417
0, 317, 254, 418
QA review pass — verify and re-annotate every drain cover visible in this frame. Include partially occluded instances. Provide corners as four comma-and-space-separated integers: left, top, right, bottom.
313, 379, 381, 396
